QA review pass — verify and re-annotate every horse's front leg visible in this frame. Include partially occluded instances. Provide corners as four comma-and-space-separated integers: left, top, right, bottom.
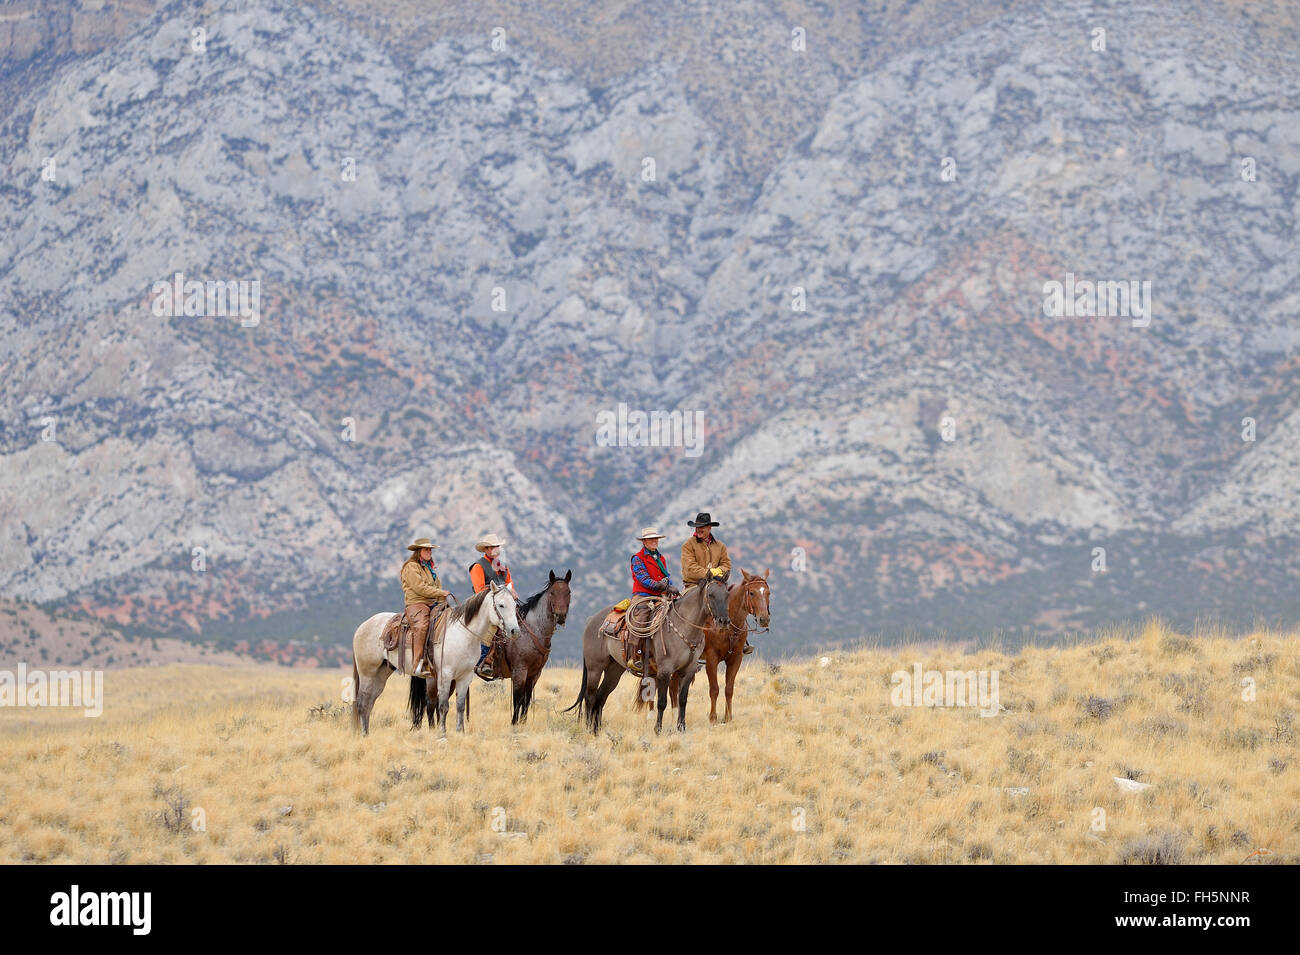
677, 667, 696, 732
706, 649, 721, 723
654, 675, 669, 734
511, 667, 527, 725
723, 649, 742, 723
523, 674, 539, 723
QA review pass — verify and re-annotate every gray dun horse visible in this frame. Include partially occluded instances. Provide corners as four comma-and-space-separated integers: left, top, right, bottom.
564, 574, 730, 734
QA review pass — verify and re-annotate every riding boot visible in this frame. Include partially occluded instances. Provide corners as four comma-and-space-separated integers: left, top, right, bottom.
474, 643, 495, 681
627, 639, 644, 677
742, 641, 754, 655
410, 628, 431, 677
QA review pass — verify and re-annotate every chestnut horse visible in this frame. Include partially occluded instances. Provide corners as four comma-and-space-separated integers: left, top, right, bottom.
666, 568, 771, 723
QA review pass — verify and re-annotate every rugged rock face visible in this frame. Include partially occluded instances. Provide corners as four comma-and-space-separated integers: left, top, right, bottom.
1, 0, 1298, 660
0, 0, 156, 63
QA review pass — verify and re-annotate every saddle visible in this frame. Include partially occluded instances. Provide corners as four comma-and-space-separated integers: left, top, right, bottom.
599, 598, 631, 639
610, 598, 667, 676
381, 612, 405, 652
382, 604, 452, 675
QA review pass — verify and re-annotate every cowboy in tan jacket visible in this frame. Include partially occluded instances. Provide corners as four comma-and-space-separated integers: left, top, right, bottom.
681, 511, 751, 655
680, 511, 731, 587
401, 537, 450, 677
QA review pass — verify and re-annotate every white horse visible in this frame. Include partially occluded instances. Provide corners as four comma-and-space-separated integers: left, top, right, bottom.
408, 582, 525, 738
425, 581, 520, 735
350, 582, 520, 736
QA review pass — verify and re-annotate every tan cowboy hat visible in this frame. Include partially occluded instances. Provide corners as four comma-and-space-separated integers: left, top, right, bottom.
475, 533, 507, 553
407, 537, 440, 552
636, 526, 666, 542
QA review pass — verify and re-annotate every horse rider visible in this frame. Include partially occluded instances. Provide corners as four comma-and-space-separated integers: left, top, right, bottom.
627, 526, 680, 676
400, 537, 451, 677
468, 532, 518, 678
681, 511, 751, 655
680, 511, 731, 587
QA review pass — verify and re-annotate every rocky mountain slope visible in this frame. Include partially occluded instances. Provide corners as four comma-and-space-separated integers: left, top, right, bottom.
1, 0, 1298, 661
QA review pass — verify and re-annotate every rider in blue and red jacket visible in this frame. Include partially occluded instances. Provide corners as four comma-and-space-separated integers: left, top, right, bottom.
627, 527, 679, 675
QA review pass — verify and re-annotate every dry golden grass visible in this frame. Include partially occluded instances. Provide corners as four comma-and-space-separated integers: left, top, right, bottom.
1, 621, 1297, 864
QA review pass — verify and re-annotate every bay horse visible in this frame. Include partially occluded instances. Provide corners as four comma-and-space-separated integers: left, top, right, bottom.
563, 574, 729, 734
665, 568, 771, 723
504, 569, 572, 724
406, 581, 519, 736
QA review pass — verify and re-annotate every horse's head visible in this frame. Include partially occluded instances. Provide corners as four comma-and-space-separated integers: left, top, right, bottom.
741, 568, 771, 628
701, 569, 730, 626
547, 569, 572, 627
487, 581, 520, 638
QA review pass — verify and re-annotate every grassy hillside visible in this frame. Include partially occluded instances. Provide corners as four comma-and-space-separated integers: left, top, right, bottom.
0, 622, 1296, 864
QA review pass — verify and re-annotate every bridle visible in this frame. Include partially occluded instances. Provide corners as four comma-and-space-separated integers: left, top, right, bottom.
664, 581, 729, 648
733, 577, 771, 637
516, 583, 568, 657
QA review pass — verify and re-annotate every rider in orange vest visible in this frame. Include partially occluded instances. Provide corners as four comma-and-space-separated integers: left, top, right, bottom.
468, 533, 517, 678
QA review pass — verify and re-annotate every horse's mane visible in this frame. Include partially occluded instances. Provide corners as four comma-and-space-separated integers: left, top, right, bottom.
517, 583, 549, 620
456, 587, 490, 625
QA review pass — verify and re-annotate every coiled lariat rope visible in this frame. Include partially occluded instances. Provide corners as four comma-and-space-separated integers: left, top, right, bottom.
625, 597, 673, 644
627, 594, 715, 652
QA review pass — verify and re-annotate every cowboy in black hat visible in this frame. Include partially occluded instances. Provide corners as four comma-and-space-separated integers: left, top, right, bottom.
680, 512, 731, 587
680, 512, 752, 654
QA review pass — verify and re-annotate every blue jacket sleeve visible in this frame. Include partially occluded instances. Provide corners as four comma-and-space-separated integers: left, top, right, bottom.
631, 555, 656, 589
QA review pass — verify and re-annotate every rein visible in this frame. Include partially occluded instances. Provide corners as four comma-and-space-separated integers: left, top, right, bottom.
721, 580, 772, 649
517, 610, 550, 657
515, 583, 563, 658
664, 587, 728, 647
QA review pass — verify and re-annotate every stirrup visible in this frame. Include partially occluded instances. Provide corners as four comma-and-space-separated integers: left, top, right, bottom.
742, 643, 754, 655
627, 656, 643, 677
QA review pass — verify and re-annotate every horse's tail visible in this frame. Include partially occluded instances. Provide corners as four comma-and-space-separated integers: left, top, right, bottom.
632, 667, 650, 711
561, 661, 586, 714
351, 657, 361, 729
408, 675, 427, 724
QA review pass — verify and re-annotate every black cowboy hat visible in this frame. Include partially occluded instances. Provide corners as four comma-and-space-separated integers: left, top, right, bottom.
687, 511, 720, 528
